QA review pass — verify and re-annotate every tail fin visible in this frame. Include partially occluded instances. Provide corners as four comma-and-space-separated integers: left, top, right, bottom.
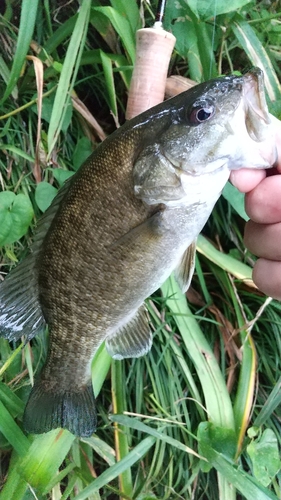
23, 381, 97, 437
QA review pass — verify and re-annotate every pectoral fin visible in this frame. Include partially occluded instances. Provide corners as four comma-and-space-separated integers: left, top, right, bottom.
174, 240, 196, 293
106, 304, 152, 360
110, 210, 168, 255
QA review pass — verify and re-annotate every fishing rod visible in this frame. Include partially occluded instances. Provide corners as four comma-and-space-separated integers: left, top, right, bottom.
126, 0, 176, 119
154, 0, 167, 26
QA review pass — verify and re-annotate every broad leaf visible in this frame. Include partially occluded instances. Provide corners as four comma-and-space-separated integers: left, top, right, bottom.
35, 182, 57, 212
0, 192, 34, 246
247, 428, 281, 487
185, 0, 251, 19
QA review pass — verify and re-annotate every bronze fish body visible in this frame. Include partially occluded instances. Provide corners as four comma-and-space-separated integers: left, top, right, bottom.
0, 68, 277, 436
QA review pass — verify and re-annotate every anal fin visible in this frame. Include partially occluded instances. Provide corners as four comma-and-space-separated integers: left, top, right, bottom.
106, 304, 152, 360
174, 240, 196, 293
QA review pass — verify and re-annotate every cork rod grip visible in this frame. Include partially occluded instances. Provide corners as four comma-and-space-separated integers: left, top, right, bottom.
126, 27, 176, 120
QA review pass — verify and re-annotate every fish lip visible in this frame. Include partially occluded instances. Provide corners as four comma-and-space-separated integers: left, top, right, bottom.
164, 156, 227, 176
180, 164, 227, 176
160, 143, 228, 175
243, 67, 271, 140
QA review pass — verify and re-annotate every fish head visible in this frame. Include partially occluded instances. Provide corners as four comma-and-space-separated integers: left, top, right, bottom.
133, 68, 276, 206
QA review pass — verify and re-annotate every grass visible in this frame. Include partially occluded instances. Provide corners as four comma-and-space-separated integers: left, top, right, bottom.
1, 0, 281, 498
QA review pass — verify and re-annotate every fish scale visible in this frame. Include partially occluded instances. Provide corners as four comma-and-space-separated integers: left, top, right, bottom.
0, 68, 277, 436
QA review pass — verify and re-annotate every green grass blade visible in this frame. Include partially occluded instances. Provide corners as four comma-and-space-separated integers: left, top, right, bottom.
110, 0, 140, 35
111, 360, 133, 497
0, 400, 30, 456
42, 462, 76, 494
223, 182, 248, 221
254, 376, 281, 428
231, 295, 257, 455
43, 15, 77, 56
206, 265, 257, 458
146, 300, 205, 418
110, 414, 203, 459
93, 6, 136, 63
0, 381, 24, 416
0, 144, 34, 163
232, 16, 281, 100
193, 18, 217, 79
99, 50, 117, 118
81, 435, 116, 466
74, 436, 156, 500
197, 234, 253, 283
0, 453, 28, 500
161, 275, 235, 430
18, 429, 75, 493
0, 343, 23, 380
0, 0, 39, 104
0, 55, 18, 100
91, 342, 111, 397
60, 474, 81, 500
161, 275, 236, 500
111, 54, 133, 90
47, 0, 91, 155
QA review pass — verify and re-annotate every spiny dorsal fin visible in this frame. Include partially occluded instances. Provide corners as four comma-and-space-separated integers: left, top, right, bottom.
106, 304, 152, 360
0, 177, 74, 342
174, 240, 197, 293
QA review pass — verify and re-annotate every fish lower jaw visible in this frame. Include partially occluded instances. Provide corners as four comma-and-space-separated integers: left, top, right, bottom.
184, 164, 227, 176
149, 165, 230, 209
168, 158, 230, 177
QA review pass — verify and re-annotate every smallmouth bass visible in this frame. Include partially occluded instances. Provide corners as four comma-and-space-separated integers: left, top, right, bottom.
0, 68, 278, 436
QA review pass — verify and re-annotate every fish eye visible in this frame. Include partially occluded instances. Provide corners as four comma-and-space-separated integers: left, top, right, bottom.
187, 100, 215, 125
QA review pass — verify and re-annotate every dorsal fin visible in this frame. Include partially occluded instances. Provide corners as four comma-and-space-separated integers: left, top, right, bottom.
0, 177, 73, 342
106, 304, 152, 360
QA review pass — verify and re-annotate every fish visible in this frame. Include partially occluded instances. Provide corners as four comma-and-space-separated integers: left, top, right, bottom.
0, 68, 277, 437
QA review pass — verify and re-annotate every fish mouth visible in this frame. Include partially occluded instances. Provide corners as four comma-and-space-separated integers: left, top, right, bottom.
161, 68, 274, 177
243, 67, 271, 141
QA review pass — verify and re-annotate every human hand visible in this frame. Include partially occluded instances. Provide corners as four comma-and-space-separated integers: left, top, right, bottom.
230, 116, 281, 300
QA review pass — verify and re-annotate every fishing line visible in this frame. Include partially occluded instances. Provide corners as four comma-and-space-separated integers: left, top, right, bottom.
209, 0, 218, 78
